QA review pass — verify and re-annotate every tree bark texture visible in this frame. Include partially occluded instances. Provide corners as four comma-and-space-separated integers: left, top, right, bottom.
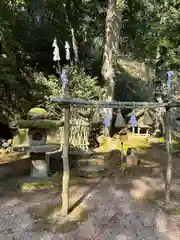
65, 0, 79, 63
101, 0, 123, 99
154, 47, 165, 135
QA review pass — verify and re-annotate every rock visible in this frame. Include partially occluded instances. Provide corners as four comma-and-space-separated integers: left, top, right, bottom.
27, 107, 47, 119
76, 155, 107, 177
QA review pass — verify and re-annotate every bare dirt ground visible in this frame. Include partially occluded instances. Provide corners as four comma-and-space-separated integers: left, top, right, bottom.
0, 137, 180, 239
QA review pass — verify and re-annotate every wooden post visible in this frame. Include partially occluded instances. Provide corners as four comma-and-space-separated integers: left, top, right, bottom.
61, 105, 70, 216
121, 142, 124, 158
138, 127, 140, 135
146, 128, 149, 137
165, 107, 172, 205
132, 126, 135, 134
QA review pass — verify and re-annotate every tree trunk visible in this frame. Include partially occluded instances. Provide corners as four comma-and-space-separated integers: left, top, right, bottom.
155, 96, 165, 136
101, 0, 123, 99
65, 0, 79, 63
70, 27, 79, 63
165, 107, 172, 205
154, 46, 166, 136
61, 106, 70, 216
101, 0, 124, 136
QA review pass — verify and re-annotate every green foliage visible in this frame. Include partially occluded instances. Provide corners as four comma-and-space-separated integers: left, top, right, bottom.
1, 0, 180, 123
67, 66, 103, 99
0, 0, 106, 122
28, 66, 103, 118
31, 66, 102, 101
123, 0, 180, 70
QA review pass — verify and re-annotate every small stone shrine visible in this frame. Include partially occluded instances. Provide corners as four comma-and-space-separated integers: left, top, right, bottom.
127, 108, 155, 136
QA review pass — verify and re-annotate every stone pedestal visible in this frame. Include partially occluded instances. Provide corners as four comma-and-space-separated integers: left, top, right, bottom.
13, 144, 60, 178
30, 153, 48, 178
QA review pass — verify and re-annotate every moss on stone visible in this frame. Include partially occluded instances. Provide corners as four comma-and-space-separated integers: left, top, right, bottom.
21, 180, 56, 192
166, 208, 180, 215
12, 129, 29, 146
28, 108, 47, 117
18, 119, 63, 129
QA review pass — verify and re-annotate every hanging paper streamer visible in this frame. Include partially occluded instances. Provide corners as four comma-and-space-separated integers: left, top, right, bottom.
61, 69, 68, 88
65, 41, 70, 60
52, 37, 60, 61
143, 109, 154, 126
129, 114, 137, 126
167, 70, 174, 91
115, 109, 125, 128
92, 108, 100, 124
104, 108, 111, 128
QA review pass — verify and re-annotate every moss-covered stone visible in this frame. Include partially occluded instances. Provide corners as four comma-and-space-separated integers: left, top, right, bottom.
18, 119, 63, 129
28, 108, 47, 118
21, 179, 57, 192
166, 208, 180, 215
12, 129, 29, 146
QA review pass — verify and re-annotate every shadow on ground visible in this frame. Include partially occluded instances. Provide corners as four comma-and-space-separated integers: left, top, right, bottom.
0, 137, 180, 239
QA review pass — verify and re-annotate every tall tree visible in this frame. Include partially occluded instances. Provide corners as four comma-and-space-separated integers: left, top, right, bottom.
65, 0, 79, 63
101, 0, 124, 99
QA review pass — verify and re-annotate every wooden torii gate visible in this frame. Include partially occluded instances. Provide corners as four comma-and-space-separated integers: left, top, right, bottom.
49, 97, 179, 215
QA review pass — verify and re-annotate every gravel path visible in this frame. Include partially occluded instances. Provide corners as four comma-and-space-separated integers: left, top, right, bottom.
0, 175, 180, 240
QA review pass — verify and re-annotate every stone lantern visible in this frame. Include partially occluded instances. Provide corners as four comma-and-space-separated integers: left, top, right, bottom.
13, 107, 62, 178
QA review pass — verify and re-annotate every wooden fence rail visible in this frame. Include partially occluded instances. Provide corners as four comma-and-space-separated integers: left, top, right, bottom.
49, 97, 180, 108
48, 96, 179, 212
